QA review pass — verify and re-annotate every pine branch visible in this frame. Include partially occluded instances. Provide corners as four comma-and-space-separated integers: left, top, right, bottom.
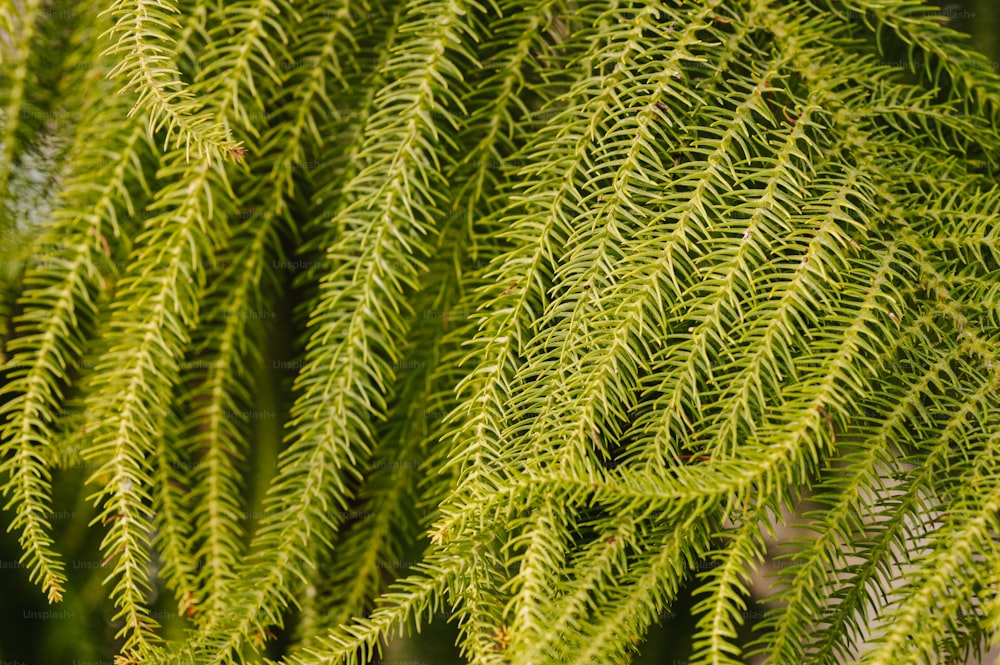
0, 0, 42, 201
830, 0, 1000, 119
281, 554, 463, 665
501, 498, 571, 654
297, 213, 472, 646
1, 1, 999, 662
291, 3, 400, 313
0, 18, 155, 603
510, 516, 639, 663
150, 412, 200, 622
449, 542, 510, 665
443, 0, 611, 516
81, 155, 233, 660
193, 0, 295, 145
181, 212, 281, 621
449, 0, 562, 207
564, 514, 712, 665
516, 5, 720, 477
807, 328, 999, 662
862, 425, 1000, 664
79, 2, 305, 635
176, 0, 480, 659
748, 332, 981, 662
689, 505, 771, 665
101, 0, 243, 162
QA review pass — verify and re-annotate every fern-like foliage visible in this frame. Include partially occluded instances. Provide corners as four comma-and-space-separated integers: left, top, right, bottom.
1, 0, 999, 664
101, 0, 244, 161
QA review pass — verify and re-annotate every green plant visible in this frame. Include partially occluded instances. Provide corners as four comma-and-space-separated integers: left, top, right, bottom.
1, 0, 999, 663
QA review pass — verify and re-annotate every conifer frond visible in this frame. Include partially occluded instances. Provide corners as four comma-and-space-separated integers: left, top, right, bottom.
102, 0, 242, 162
827, 0, 1000, 118
861, 431, 1000, 665
501, 498, 570, 653
80, 154, 234, 659
0, 0, 42, 200
180, 211, 282, 619
78, 20, 296, 637
193, 0, 295, 145
173, 0, 482, 658
690, 503, 772, 665
2, 0, 1000, 662
748, 336, 979, 662
297, 213, 471, 647
282, 554, 463, 665
0, 0, 83, 191
0, 6, 155, 603
150, 411, 200, 619
511, 515, 640, 663
292, 3, 400, 310
564, 514, 713, 665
